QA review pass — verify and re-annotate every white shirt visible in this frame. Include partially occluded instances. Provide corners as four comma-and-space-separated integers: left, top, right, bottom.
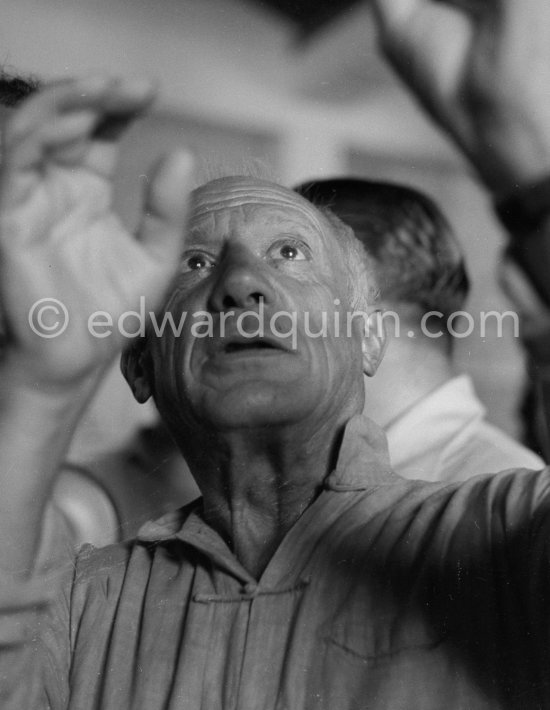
387, 374, 544, 482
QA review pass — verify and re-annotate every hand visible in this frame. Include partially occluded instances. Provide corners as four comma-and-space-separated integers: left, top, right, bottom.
0, 76, 193, 389
372, 0, 550, 194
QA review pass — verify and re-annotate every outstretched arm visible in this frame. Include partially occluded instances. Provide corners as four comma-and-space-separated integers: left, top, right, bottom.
0, 76, 194, 584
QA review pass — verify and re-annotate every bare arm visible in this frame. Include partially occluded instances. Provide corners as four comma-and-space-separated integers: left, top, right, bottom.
372, 0, 550, 303
0, 76, 193, 584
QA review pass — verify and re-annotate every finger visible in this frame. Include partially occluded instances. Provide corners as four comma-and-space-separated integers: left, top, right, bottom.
2, 76, 156, 176
40, 111, 98, 148
138, 149, 195, 264
371, 0, 421, 34
2, 111, 97, 174
372, 0, 482, 46
4, 75, 155, 145
371, 0, 473, 108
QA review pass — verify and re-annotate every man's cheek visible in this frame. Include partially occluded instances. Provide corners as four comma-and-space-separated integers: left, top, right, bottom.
302, 310, 329, 341
270, 311, 298, 350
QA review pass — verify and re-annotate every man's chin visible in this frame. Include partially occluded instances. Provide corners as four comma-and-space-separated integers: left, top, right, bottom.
198, 385, 312, 431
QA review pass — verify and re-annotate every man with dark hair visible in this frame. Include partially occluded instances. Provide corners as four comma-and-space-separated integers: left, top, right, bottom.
3, 0, 550, 708
297, 178, 470, 328
295, 178, 543, 479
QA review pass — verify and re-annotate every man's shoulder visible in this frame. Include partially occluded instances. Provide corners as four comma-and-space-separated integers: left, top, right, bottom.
72, 538, 153, 587
345, 463, 549, 512
73, 504, 197, 584
336, 466, 550, 549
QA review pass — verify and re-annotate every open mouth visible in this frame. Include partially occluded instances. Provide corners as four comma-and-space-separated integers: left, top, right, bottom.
224, 340, 280, 354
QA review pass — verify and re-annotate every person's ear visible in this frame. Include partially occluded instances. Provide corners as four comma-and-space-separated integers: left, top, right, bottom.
362, 310, 387, 377
120, 339, 153, 403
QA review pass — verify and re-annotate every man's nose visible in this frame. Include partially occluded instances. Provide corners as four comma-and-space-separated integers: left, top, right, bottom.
209, 245, 275, 311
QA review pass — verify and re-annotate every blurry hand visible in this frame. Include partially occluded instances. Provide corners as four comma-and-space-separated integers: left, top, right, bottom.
372, 0, 550, 194
0, 76, 193, 389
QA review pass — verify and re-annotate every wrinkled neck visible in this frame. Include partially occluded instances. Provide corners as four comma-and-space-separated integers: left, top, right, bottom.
177, 417, 347, 578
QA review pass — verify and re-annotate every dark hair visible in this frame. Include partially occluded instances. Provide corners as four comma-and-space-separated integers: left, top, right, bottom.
0, 72, 39, 107
294, 178, 470, 324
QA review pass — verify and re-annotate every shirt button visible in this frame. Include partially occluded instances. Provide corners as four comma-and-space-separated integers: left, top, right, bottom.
241, 582, 258, 598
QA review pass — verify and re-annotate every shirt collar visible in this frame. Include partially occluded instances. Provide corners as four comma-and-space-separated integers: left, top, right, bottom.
324, 412, 395, 491
137, 413, 396, 544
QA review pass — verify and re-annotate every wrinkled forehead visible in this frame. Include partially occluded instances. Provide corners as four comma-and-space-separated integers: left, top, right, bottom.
189, 176, 329, 235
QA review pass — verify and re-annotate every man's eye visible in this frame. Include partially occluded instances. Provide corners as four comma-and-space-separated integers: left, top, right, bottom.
268, 239, 310, 262
180, 252, 216, 273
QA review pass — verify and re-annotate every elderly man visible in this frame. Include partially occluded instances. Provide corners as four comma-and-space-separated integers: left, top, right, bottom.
294, 177, 544, 479
3, 0, 550, 708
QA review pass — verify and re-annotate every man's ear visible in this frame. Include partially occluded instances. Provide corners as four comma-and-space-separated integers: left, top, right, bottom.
362, 310, 387, 377
120, 339, 153, 404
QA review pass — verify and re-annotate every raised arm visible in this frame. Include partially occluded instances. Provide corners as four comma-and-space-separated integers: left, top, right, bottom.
0, 76, 193, 585
372, 0, 550, 304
